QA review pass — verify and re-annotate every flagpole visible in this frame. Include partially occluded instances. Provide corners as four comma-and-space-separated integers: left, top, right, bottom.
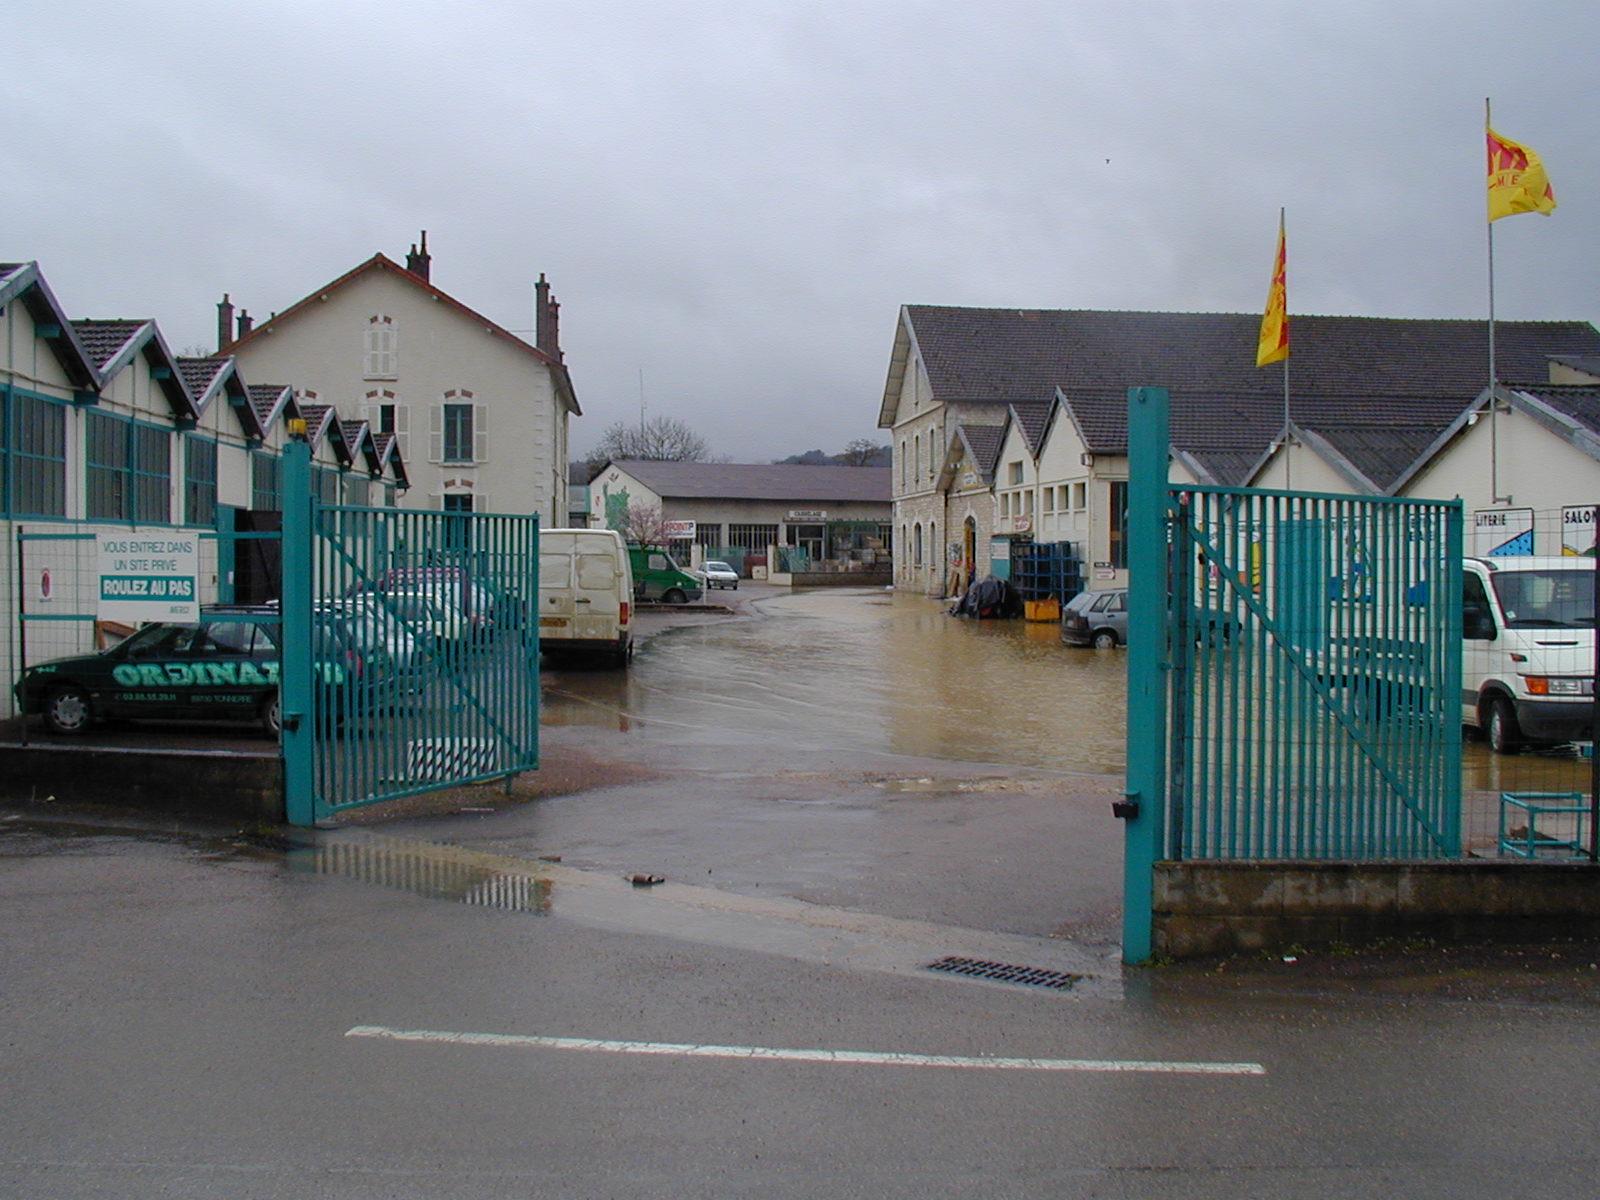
1486, 96, 1503, 504
1282, 208, 1291, 489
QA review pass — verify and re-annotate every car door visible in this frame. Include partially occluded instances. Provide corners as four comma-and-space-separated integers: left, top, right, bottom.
1107, 591, 1129, 641
103, 624, 193, 718
191, 619, 277, 716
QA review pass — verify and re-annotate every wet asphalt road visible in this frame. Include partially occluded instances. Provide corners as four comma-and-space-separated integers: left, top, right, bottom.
5, 588, 1600, 1198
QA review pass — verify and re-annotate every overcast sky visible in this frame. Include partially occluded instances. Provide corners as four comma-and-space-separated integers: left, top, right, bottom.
5, 2, 1596, 461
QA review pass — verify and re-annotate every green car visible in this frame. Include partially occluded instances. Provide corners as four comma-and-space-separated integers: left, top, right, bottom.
13, 606, 368, 737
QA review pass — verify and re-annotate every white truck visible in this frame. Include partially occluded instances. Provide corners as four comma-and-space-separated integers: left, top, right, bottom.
1463, 556, 1596, 752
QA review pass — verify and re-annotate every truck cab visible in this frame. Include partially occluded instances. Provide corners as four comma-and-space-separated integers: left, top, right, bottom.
627, 544, 704, 605
1463, 556, 1595, 752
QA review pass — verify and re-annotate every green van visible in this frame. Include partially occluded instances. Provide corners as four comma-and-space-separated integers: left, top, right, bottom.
627, 544, 704, 604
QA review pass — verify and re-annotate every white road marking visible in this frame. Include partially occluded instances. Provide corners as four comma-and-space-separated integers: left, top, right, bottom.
345, 1025, 1266, 1076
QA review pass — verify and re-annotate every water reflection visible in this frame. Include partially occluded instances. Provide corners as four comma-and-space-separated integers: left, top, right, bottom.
289, 834, 552, 914
548, 592, 1128, 774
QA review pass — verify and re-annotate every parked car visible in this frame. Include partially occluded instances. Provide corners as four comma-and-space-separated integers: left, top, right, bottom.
362, 567, 498, 639
538, 528, 635, 667
1061, 589, 1127, 648
380, 590, 470, 652
701, 560, 739, 590
11, 606, 379, 737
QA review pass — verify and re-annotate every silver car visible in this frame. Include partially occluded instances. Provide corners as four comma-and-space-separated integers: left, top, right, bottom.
1060, 589, 1127, 648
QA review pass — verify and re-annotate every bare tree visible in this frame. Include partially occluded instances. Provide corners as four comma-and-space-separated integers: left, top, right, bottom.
592, 415, 711, 465
838, 438, 890, 467
621, 501, 670, 546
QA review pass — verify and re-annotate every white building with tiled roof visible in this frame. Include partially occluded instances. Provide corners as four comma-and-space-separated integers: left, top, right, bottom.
588, 459, 891, 577
222, 233, 578, 527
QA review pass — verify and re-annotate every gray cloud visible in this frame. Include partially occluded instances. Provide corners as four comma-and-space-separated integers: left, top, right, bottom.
4, 1, 1596, 460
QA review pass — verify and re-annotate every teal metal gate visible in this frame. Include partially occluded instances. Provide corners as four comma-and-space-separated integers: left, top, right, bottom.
1121, 389, 1463, 960
280, 441, 539, 825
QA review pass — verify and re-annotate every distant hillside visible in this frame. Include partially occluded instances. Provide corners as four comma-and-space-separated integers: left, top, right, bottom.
777, 443, 891, 467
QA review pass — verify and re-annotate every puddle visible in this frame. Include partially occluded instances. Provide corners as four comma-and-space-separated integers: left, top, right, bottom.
287, 834, 552, 915
872, 776, 1022, 795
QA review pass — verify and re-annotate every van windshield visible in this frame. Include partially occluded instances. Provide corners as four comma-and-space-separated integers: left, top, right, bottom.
1490, 570, 1596, 629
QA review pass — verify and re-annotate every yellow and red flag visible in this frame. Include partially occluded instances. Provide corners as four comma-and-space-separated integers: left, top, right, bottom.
1487, 127, 1556, 221
1256, 214, 1289, 368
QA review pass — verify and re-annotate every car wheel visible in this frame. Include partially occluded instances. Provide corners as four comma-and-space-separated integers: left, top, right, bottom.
43, 685, 93, 735
261, 692, 282, 738
663, 588, 687, 605
1485, 695, 1520, 755
1092, 629, 1118, 650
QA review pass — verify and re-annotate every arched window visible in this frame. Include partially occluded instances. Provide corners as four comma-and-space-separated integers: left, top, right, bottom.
914, 523, 923, 567
900, 524, 908, 575
914, 435, 921, 484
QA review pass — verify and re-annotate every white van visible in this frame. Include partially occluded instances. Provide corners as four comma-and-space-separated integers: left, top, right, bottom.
539, 529, 635, 667
1463, 556, 1595, 752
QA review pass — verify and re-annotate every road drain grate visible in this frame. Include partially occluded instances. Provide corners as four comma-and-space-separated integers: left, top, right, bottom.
925, 956, 1080, 990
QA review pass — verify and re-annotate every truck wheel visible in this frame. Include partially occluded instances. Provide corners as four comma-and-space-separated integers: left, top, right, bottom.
663, 588, 687, 605
43, 685, 93, 735
1485, 695, 1520, 755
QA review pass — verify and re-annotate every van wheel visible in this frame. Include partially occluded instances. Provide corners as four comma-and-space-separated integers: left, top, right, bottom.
1092, 629, 1118, 650
1485, 696, 1520, 754
663, 588, 687, 605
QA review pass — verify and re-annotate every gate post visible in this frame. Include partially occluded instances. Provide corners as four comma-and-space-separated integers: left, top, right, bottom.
280, 436, 316, 827
1121, 387, 1171, 964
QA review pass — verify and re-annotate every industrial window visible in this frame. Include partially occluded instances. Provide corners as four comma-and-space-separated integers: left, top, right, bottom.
251, 451, 281, 511
7, 391, 67, 516
727, 523, 778, 553
343, 474, 371, 506
87, 411, 170, 522
695, 524, 724, 550
364, 315, 397, 378
1058, 485, 1069, 511
1043, 488, 1055, 513
1007, 460, 1023, 486
1072, 481, 1086, 510
913, 523, 923, 567
879, 524, 893, 552
315, 465, 341, 504
184, 435, 218, 527
1108, 480, 1129, 569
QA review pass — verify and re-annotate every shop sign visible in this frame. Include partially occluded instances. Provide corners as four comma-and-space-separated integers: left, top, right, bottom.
787, 509, 827, 521
1561, 505, 1599, 556
662, 520, 696, 539
1472, 508, 1534, 557
96, 533, 199, 622
1010, 516, 1031, 533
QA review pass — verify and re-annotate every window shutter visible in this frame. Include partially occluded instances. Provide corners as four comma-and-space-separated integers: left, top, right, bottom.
475, 492, 490, 514
363, 328, 378, 377
474, 404, 488, 463
396, 404, 411, 461
429, 404, 443, 463
379, 325, 396, 375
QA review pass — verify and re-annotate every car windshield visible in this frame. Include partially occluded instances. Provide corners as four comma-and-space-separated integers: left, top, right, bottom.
708, 562, 731, 572
1491, 569, 1596, 629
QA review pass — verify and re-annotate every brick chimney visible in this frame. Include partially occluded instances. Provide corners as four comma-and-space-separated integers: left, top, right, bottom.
535, 273, 561, 359
236, 309, 253, 340
405, 230, 432, 282
217, 293, 234, 352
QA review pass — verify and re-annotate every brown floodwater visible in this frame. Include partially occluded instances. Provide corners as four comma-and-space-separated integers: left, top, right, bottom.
544, 589, 1129, 775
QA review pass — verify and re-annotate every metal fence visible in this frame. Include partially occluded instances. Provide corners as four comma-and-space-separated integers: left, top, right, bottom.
1165, 486, 1463, 860
300, 499, 540, 822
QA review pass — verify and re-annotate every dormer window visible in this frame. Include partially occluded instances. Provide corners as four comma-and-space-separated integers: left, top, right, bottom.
364, 315, 397, 378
